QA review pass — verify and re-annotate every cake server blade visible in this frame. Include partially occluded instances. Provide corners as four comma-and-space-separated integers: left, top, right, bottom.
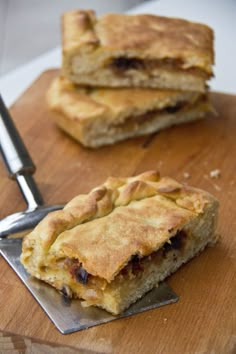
0, 238, 179, 334
0, 94, 179, 333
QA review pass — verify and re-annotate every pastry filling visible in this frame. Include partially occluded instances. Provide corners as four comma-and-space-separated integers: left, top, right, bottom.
116, 101, 188, 126
110, 57, 209, 79
62, 229, 187, 293
106, 94, 208, 134
86, 94, 208, 141
118, 229, 187, 279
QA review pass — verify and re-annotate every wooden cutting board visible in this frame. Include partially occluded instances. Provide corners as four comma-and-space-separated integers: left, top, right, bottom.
0, 69, 235, 354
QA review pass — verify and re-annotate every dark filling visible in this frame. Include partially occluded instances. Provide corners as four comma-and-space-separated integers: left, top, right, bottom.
64, 230, 187, 285
114, 105, 181, 129
121, 229, 187, 276
74, 267, 89, 284
131, 255, 144, 275
65, 258, 89, 285
140, 100, 187, 119
114, 101, 188, 129
113, 94, 207, 130
111, 57, 145, 71
165, 101, 187, 114
110, 56, 208, 78
162, 229, 187, 257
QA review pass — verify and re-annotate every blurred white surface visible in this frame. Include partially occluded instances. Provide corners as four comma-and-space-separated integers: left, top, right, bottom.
0, 0, 236, 107
130, 0, 236, 95
0, 0, 143, 75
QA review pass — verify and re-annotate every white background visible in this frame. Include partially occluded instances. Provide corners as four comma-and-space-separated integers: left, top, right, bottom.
0, 0, 235, 107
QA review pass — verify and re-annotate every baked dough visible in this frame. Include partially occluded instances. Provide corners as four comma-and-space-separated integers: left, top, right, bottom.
47, 76, 211, 148
21, 171, 219, 315
62, 10, 214, 91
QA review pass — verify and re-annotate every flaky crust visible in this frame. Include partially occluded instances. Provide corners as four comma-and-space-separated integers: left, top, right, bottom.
47, 76, 203, 123
21, 171, 218, 282
62, 10, 214, 73
47, 76, 211, 147
62, 9, 214, 90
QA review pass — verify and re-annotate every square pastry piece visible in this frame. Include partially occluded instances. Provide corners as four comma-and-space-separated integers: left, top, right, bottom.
21, 171, 219, 315
47, 76, 211, 148
62, 10, 214, 91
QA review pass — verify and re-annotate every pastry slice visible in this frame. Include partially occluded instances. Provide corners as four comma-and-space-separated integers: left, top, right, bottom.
47, 76, 212, 148
21, 171, 219, 315
62, 10, 214, 91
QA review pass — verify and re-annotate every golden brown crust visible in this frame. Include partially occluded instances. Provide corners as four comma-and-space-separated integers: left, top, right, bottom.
62, 10, 214, 77
21, 171, 217, 282
47, 76, 211, 148
96, 13, 214, 71
62, 9, 98, 50
47, 76, 203, 122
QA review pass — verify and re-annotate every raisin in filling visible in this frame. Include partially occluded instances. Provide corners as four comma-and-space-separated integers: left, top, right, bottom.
165, 101, 187, 114
63, 230, 187, 284
162, 230, 187, 257
64, 258, 89, 284
111, 57, 144, 71
120, 230, 187, 277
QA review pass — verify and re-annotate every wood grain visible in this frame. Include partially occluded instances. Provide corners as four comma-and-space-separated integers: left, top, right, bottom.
0, 329, 92, 354
0, 69, 235, 354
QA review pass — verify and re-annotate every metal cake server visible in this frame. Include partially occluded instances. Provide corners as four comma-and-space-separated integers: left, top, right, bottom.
0, 94, 178, 333
0, 94, 64, 237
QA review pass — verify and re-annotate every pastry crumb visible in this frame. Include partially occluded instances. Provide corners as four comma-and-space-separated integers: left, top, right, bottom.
183, 172, 190, 179
209, 169, 221, 179
163, 318, 168, 323
213, 183, 221, 191
203, 174, 221, 192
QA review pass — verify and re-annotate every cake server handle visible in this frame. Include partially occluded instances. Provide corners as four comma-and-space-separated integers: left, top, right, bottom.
0, 94, 36, 178
0, 94, 44, 206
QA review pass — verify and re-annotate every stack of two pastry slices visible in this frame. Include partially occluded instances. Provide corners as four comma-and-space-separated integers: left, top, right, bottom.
47, 10, 214, 148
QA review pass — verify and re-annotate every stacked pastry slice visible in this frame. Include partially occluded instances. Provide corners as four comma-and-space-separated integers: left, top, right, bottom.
47, 10, 214, 147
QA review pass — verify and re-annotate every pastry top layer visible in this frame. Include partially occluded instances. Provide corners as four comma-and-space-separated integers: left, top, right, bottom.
62, 10, 214, 73
47, 76, 202, 124
21, 171, 218, 282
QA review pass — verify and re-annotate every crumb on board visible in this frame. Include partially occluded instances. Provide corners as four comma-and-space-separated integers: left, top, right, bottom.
183, 172, 191, 179
209, 169, 221, 179
203, 174, 221, 192
213, 183, 221, 191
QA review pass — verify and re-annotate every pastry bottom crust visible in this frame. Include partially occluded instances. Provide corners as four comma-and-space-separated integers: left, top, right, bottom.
29, 201, 218, 315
